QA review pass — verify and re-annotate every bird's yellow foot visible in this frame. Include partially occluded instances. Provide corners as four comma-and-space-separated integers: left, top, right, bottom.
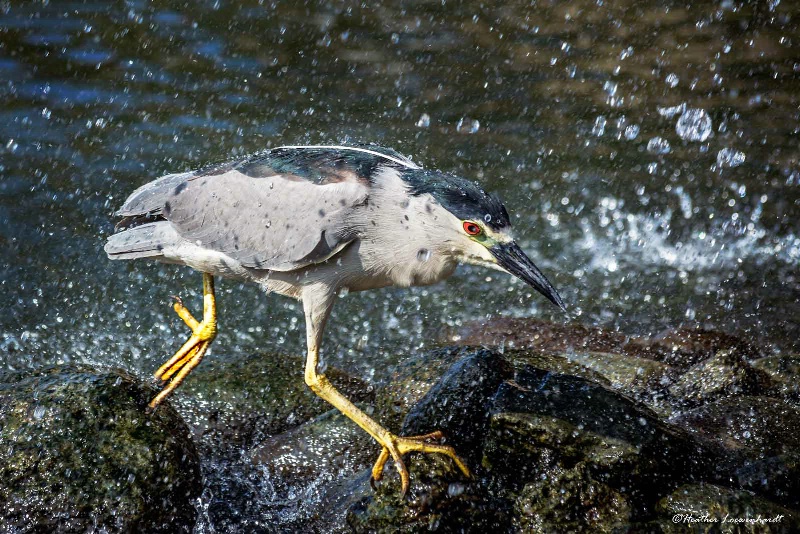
148, 273, 216, 409
370, 430, 471, 495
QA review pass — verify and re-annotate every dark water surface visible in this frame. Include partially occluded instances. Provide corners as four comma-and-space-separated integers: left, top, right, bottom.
2, 0, 798, 380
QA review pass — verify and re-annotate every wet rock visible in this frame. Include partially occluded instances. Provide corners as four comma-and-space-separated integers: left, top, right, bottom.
400, 349, 512, 463
504, 349, 611, 385
447, 317, 635, 355
175, 353, 374, 451
489, 410, 638, 532
486, 365, 727, 509
736, 453, 800, 510
342, 446, 507, 533
335, 347, 730, 531
179, 353, 374, 532
249, 409, 375, 526
0, 365, 201, 533
671, 396, 800, 456
514, 463, 632, 532
375, 346, 469, 429
668, 349, 774, 407
561, 350, 678, 414
752, 355, 800, 402
447, 318, 761, 369
648, 328, 763, 367
341, 349, 513, 532
159, 327, 797, 532
671, 396, 800, 510
655, 484, 798, 532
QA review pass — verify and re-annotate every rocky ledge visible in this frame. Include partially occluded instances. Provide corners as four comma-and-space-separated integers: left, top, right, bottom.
1, 320, 798, 532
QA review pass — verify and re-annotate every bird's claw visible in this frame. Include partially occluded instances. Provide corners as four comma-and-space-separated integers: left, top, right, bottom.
148, 276, 217, 409
370, 430, 471, 496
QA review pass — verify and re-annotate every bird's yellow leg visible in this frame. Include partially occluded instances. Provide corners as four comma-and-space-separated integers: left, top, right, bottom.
149, 273, 217, 409
304, 345, 471, 495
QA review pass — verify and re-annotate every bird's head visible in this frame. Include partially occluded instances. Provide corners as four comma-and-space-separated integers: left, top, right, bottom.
403, 169, 566, 311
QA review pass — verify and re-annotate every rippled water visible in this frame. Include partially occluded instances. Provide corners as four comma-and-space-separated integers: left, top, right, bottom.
2, 0, 798, 383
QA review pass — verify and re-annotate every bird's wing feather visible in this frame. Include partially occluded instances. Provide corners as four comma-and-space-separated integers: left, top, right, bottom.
116, 172, 194, 217
164, 169, 368, 271
112, 145, 419, 271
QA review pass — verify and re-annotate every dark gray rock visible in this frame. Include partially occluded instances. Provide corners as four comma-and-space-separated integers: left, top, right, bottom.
400, 348, 512, 462
341, 349, 512, 532
178, 353, 374, 532
646, 328, 763, 367
668, 349, 774, 407
336, 346, 734, 531
559, 350, 678, 415
753, 355, 800, 403
671, 396, 800, 456
654, 484, 798, 533
446, 319, 760, 369
176, 353, 374, 452
375, 346, 473, 429
513, 462, 632, 532
485, 365, 728, 512
0, 365, 201, 533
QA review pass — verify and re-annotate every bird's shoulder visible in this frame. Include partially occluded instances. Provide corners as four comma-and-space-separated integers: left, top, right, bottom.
192, 144, 420, 186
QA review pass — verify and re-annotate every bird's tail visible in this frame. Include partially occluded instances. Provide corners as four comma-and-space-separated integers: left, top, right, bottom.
104, 221, 180, 260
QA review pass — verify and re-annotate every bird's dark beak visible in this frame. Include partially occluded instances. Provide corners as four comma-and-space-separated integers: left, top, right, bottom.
490, 241, 566, 311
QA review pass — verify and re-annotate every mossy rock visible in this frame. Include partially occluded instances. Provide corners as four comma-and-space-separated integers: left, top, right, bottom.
0, 365, 201, 532
671, 396, 800, 456
558, 350, 678, 415
374, 346, 473, 429
668, 349, 775, 408
344, 455, 507, 533
514, 463, 632, 532
174, 352, 374, 451
447, 319, 762, 369
654, 483, 798, 533
752, 355, 800, 402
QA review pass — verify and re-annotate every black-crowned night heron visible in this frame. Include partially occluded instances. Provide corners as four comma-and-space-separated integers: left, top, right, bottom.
105, 145, 565, 494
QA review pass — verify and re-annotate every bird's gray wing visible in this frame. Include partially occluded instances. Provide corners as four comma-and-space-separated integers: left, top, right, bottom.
163, 169, 368, 271
112, 145, 419, 270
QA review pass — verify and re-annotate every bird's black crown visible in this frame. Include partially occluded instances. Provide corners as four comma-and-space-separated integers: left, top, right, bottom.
401, 169, 510, 231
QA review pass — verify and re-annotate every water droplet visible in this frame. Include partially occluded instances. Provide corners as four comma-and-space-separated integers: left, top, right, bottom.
657, 102, 686, 118
591, 116, 606, 136
624, 124, 640, 140
646, 137, 671, 154
676, 108, 712, 142
33, 406, 45, 419
484, 214, 492, 223
665, 73, 679, 88
416, 113, 430, 128
447, 482, 466, 497
456, 117, 480, 134
716, 148, 746, 168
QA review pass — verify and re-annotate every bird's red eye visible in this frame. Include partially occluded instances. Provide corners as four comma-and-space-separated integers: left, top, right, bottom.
463, 221, 482, 236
